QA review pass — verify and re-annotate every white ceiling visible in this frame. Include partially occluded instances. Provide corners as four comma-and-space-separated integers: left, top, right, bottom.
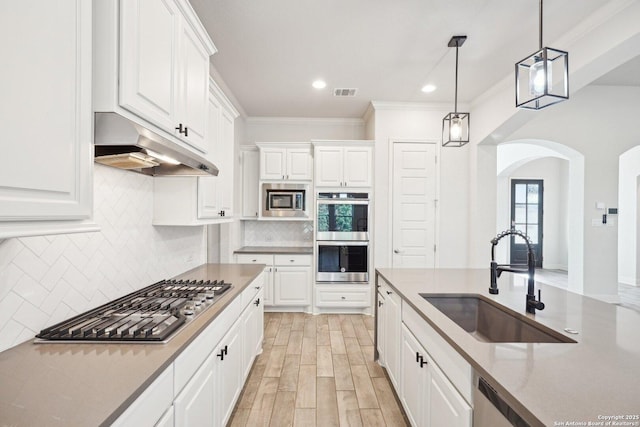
189, 0, 631, 118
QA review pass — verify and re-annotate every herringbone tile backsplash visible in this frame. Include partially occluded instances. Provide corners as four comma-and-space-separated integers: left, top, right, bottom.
0, 165, 206, 353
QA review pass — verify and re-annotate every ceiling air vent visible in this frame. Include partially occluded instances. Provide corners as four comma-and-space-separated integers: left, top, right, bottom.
333, 88, 358, 97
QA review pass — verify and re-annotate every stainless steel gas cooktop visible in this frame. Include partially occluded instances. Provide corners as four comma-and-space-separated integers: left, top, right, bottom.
35, 279, 232, 343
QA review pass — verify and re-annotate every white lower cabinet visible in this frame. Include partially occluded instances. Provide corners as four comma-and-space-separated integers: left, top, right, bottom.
242, 288, 264, 380
213, 318, 242, 427
378, 277, 472, 427
400, 324, 429, 427
155, 406, 174, 427
113, 275, 264, 427
174, 353, 216, 427
236, 254, 311, 309
380, 281, 401, 389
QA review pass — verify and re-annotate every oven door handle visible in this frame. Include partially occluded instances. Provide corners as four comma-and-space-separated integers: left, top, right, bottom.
317, 200, 369, 205
316, 241, 369, 246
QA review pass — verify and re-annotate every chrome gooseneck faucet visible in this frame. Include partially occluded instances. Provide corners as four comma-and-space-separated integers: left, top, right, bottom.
490, 228, 545, 314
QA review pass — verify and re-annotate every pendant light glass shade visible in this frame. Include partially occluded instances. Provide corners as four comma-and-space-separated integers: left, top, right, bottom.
515, 1, 569, 109
442, 35, 470, 147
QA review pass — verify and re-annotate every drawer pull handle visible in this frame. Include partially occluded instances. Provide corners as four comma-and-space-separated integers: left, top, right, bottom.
290, 259, 295, 262
386, 291, 392, 295
378, 301, 383, 307
252, 259, 257, 262
255, 286, 261, 290
254, 298, 260, 306
341, 296, 346, 300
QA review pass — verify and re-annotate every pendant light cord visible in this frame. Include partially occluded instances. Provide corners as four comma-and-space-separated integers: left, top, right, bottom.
454, 43, 459, 113
539, 0, 543, 49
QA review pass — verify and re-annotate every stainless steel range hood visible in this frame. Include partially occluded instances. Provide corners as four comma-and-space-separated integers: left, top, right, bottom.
94, 112, 218, 176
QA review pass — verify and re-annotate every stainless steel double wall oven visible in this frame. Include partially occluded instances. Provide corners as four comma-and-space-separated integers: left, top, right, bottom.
316, 192, 369, 282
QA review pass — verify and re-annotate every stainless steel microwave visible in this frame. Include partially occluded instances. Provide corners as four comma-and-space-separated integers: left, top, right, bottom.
262, 183, 309, 218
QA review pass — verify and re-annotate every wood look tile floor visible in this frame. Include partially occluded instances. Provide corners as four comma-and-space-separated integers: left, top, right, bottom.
228, 313, 409, 427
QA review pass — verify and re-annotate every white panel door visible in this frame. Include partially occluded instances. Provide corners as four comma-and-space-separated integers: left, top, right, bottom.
274, 267, 310, 305
260, 148, 287, 180
218, 108, 235, 214
401, 324, 429, 427
315, 146, 343, 187
383, 289, 401, 389
241, 150, 260, 218
198, 95, 222, 219
0, 0, 93, 224
344, 146, 373, 187
286, 148, 312, 180
263, 266, 274, 305
174, 353, 215, 427
392, 143, 437, 267
426, 362, 472, 427
120, 0, 179, 130
177, 21, 209, 152
214, 319, 242, 427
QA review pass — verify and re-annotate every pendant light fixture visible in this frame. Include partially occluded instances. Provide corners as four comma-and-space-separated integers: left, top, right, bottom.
515, 0, 569, 109
442, 35, 469, 147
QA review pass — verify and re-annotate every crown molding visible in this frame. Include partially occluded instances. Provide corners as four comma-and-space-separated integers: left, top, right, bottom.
245, 116, 364, 125
370, 101, 453, 111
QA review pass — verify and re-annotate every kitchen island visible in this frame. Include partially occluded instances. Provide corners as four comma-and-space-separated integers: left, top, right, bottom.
0, 263, 263, 426
375, 268, 640, 427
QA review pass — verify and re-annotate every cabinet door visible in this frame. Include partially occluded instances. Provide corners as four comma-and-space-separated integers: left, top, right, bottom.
263, 267, 274, 305
174, 353, 215, 427
242, 150, 260, 218
376, 292, 386, 363
120, 0, 179, 131
177, 20, 209, 152
197, 95, 221, 219
314, 147, 343, 187
218, 108, 235, 215
426, 363, 472, 427
214, 319, 242, 427
0, 0, 93, 228
260, 148, 286, 180
155, 406, 174, 427
344, 146, 372, 187
274, 266, 310, 305
401, 324, 429, 427
383, 289, 401, 389
242, 288, 264, 380
286, 148, 312, 180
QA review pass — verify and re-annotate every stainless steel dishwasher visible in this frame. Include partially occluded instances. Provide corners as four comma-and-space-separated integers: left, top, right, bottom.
473, 376, 531, 427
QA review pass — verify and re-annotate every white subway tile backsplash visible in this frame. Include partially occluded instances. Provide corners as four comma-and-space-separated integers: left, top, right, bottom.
0, 164, 206, 353
243, 220, 313, 246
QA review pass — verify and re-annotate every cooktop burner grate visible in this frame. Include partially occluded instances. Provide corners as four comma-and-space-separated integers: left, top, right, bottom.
36, 279, 232, 343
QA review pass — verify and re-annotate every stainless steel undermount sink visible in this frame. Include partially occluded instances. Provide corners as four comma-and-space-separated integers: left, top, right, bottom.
420, 294, 577, 344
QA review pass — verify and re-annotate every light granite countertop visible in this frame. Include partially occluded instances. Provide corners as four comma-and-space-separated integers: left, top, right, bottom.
0, 263, 264, 427
376, 268, 640, 427
234, 245, 313, 255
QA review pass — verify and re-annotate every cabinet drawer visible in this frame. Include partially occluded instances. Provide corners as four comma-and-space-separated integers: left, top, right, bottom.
241, 274, 264, 308
236, 254, 274, 265
274, 254, 311, 266
316, 286, 371, 307
174, 296, 242, 394
111, 365, 174, 427
402, 302, 473, 404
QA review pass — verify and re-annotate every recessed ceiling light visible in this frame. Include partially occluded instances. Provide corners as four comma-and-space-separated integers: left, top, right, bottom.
312, 80, 327, 89
421, 84, 437, 93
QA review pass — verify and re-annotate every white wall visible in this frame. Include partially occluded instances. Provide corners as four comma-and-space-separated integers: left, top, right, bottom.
0, 165, 207, 353
618, 146, 640, 285
368, 103, 470, 269
496, 157, 569, 270
506, 86, 640, 298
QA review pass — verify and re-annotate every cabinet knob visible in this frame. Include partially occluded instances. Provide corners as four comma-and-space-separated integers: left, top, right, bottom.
252, 259, 257, 262
255, 286, 261, 290
341, 296, 346, 300
289, 259, 295, 262
386, 290, 392, 295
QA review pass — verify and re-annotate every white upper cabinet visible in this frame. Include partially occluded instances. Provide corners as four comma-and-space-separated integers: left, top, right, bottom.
119, 0, 179, 133
0, 0, 97, 238
241, 148, 260, 219
96, 0, 216, 154
257, 143, 312, 181
154, 80, 238, 225
313, 141, 373, 188
198, 81, 238, 220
